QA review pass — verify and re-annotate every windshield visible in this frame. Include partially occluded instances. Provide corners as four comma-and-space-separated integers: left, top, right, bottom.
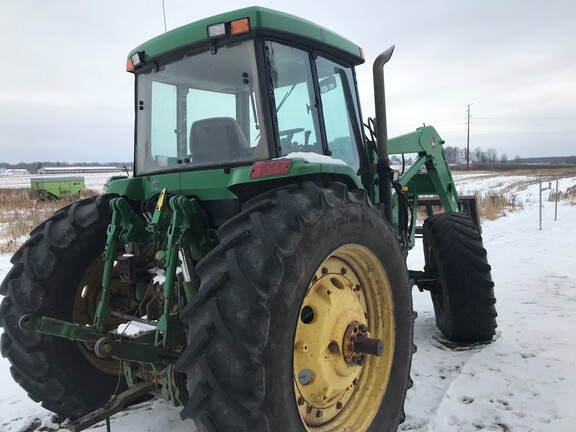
135, 39, 268, 175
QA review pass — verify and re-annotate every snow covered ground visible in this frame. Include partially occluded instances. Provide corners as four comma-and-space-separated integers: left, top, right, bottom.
0, 172, 575, 431
404, 174, 576, 431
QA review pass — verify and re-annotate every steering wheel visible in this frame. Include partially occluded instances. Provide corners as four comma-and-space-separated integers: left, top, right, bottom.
279, 128, 305, 142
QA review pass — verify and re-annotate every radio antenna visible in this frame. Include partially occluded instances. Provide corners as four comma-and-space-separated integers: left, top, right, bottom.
162, 0, 167, 32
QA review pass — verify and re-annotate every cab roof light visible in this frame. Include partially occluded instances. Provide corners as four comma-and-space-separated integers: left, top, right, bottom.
250, 160, 291, 179
230, 18, 250, 35
207, 18, 251, 39
126, 51, 144, 72
207, 22, 227, 38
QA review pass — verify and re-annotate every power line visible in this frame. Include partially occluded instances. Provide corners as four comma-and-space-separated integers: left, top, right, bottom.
470, 129, 574, 135
427, 117, 467, 124
474, 116, 572, 120
392, 117, 467, 128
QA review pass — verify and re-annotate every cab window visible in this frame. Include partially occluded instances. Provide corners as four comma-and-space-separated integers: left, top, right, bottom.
315, 55, 363, 172
265, 41, 322, 156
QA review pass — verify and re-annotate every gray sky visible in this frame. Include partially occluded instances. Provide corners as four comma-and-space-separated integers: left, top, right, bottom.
1, 0, 575, 163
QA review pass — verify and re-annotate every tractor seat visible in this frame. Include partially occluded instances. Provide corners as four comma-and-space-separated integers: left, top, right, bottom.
189, 117, 248, 164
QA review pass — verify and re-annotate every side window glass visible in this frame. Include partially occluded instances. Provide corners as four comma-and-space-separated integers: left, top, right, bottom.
150, 82, 178, 167
316, 56, 362, 172
265, 41, 321, 156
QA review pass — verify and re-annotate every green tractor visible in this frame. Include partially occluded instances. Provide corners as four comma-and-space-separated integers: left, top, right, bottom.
0, 7, 497, 432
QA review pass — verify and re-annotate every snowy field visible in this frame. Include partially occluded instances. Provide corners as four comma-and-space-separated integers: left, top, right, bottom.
1, 172, 575, 431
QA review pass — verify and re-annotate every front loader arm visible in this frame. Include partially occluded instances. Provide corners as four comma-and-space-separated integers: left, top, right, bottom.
381, 126, 465, 251
389, 126, 462, 213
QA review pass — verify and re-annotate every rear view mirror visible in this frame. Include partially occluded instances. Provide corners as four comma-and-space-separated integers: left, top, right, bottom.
319, 75, 337, 94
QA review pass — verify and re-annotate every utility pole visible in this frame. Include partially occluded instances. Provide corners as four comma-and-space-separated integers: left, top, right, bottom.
466, 103, 472, 170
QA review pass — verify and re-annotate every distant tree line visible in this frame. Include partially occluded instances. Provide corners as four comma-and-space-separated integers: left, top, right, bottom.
442, 146, 576, 166
0, 161, 133, 173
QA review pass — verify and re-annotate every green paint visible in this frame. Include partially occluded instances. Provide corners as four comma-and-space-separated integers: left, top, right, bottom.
96, 203, 121, 332
24, 315, 104, 342
30, 176, 85, 199
391, 126, 462, 214
98, 337, 180, 364
96, 197, 154, 332
106, 176, 145, 200
107, 160, 362, 201
128, 7, 363, 67
153, 195, 216, 349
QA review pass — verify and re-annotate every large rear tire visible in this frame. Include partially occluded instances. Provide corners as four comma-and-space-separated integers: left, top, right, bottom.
176, 182, 414, 431
0, 195, 124, 418
423, 212, 497, 343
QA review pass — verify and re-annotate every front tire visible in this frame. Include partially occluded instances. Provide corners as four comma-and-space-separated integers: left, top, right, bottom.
423, 212, 497, 343
176, 182, 414, 431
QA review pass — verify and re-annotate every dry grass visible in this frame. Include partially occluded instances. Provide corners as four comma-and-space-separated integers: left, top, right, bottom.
0, 177, 568, 254
0, 188, 100, 254
549, 185, 576, 203
452, 167, 576, 176
416, 191, 523, 223
477, 192, 523, 220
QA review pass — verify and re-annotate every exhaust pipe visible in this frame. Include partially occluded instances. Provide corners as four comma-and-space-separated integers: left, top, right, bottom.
372, 45, 395, 223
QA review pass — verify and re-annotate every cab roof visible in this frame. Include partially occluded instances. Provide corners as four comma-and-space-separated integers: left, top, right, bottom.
128, 6, 364, 67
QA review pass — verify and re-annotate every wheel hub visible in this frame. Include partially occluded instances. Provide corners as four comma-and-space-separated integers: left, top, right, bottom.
342, 321, 384, 366
293, 261, 365, 424
293, 245, 396, 431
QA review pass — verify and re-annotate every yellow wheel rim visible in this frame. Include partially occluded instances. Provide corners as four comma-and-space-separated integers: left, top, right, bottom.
73, 258, 127, 375
294, 244, 395, 431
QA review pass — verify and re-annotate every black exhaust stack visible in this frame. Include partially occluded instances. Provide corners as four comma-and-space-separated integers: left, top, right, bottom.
372, 46, 395, 224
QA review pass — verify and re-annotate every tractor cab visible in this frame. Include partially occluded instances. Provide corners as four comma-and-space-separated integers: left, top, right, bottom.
129, 7, 367, 180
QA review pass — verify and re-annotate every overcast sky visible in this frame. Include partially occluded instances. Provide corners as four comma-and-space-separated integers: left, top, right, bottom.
1, 0, 575, 163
